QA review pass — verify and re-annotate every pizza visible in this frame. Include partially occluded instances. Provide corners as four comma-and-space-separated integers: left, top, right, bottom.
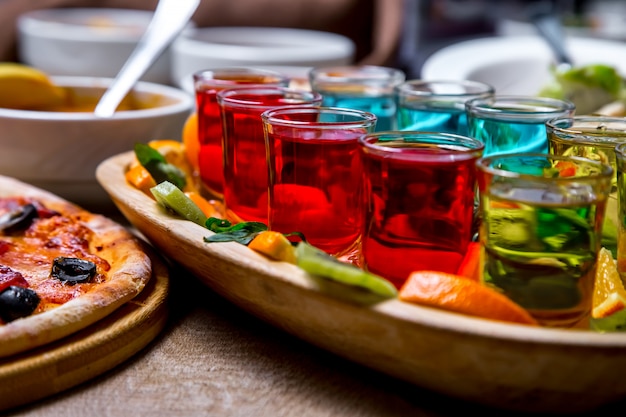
0, 176, 152, 358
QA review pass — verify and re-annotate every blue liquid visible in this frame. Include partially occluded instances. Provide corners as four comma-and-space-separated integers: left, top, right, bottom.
320, 94, 396, 131
397, 106, 468, 135
468, 118, 548, 156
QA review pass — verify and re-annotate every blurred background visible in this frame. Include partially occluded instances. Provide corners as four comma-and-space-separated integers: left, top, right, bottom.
399, 0, 626, 78
4, 0, 626, 86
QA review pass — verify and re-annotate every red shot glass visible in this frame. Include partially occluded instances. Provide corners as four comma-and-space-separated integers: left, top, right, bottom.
193, 68, 290, 199
217, 86, 322, 223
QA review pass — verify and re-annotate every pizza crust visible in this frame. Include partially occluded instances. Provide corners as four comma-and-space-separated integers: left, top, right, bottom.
0, 176, 152, 358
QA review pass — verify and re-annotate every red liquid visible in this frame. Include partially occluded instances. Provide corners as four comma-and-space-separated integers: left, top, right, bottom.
196, 88, 224, 196
360, 146, 479, 288
221, 93, 319, 223
195, 75, 287, 197
267, 128, 367, 255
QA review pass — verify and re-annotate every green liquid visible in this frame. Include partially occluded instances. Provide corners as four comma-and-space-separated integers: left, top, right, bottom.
482, 194, 603, 327
548, 127, 626, 257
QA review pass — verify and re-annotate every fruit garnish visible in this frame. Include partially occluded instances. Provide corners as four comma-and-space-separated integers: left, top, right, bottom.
554, 161, 577, 177
204, 218, 268, 245
248, 231, 297, 264
295, 242, 397, 298
135, 142, 187, 190
0, 63, 67, 110
590, 247, 626, 332
184, 191, 220, 218
182, 112, 200, 173
125, 163, 157, 196
150, 181, 207, 226
147, 140, 193, 174
399, 271, 538, 325
455, 242, 482, 281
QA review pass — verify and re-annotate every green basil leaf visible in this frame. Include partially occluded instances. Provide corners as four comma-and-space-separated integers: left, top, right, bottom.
134, 143, 187, 190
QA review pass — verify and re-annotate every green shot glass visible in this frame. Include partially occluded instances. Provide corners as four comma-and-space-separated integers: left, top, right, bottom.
614, 143, 626, 280
477, 153, 613, 327
547, 116, 626, 258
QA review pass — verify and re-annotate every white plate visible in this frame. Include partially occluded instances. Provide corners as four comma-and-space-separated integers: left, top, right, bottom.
421, 36, 626, 95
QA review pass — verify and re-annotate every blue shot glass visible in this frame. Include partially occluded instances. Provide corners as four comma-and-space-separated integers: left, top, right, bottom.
395, 79, 494, 136
466, 96, 575, 157
309, 65, 405, 131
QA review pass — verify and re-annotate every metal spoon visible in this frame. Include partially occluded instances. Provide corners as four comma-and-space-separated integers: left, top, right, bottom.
94, 0, 200, 118
527, 2, 574, 71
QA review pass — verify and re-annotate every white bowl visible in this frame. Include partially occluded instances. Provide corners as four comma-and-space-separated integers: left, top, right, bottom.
17, 8, 183, 85
421, 36, 626, 95
0, 76, 193, 210
171, 27, 355, 91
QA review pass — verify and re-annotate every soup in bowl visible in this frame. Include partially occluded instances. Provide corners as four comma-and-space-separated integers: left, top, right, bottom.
0, 75, 193, 210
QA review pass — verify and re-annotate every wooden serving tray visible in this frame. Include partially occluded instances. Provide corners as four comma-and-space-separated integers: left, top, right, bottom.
0, 245, 169, 411
96, 151, 626, 414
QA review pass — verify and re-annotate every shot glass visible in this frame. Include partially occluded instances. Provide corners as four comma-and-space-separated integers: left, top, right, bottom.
193, 68, 290, 198
359, 131, 484, 289
466, 96, 575, 157
614, 143, 626, 278
262, 107, 377, 256
477, 153, 613, 328
309, 65, 405, 131
217, 86, 322, 223
395, 79, 494, 136
547, 116, 626, 257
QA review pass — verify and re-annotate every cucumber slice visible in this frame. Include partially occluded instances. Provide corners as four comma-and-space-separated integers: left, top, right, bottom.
295, 242, 397, 298
150, 181, 208, 226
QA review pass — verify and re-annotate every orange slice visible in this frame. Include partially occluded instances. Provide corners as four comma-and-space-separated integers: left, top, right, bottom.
182, 112, 200, 172
592, 247, 626, 319
248, 231, 297, 264
184, 191, 220, 219
455, 242, 482, 281
399, 271, 538, 326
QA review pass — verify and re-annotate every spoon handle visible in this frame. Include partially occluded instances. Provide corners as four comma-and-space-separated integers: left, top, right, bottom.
94, 0, 200, 118
528, 3, 573, 68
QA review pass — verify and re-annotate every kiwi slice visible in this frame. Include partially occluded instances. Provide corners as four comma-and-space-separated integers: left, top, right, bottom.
150, 181, 208, 226
590, 309, 626, 332
295, 242, 397, 298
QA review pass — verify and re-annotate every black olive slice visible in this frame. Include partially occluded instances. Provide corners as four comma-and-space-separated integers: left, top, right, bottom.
0, 204, 38, 234
51, 257, 97, 285
0, 285, 40, 322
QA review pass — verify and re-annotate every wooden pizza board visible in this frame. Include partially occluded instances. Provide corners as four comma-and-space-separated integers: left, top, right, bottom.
0, 246, 170, 412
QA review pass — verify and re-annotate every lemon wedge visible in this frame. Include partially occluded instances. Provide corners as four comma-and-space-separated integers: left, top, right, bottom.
590, 247, 626, 331
0, 63, 67, 110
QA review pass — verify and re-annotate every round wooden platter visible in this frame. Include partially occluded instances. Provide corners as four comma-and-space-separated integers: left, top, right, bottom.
97, 151, 626, 415
0, 246, 169, 412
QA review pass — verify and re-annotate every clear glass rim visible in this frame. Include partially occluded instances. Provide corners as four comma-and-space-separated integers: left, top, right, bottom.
615, 142, 626, 158
477, 152, 614, 181
466, 95, 576, 121
308, 65, 406, 86
358, 130, 485, 161
216, 86, 322, 108
261, 106, 377, 129
395, 79, 495, 99
192, 67, 290, 88
546, 115, 626, 146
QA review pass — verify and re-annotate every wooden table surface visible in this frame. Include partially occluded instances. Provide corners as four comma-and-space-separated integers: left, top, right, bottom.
6, 254, 626, 417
